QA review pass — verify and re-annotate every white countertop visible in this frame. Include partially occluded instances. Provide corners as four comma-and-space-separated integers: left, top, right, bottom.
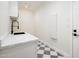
1, 32, 38, 47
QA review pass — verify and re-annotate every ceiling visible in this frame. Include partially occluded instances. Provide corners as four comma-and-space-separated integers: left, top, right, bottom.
18, 1, 45, 12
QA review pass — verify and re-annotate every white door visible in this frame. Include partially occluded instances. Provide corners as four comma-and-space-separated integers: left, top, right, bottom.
72, 1, 79, 58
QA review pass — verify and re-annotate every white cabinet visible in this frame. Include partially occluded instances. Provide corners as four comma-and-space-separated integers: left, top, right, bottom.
9, 1, 18, 17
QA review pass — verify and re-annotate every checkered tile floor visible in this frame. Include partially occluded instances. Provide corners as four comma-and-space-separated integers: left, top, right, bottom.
36, 41, 64, 58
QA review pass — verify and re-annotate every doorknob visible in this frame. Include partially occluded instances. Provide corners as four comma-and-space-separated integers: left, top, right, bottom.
73, 33, 77, 36
73, 29, 77, 32
73, 29, 79, 36
73, 29, 78, 36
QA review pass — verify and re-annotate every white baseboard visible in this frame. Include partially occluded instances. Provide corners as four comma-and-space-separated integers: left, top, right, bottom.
38, 39, 72, 58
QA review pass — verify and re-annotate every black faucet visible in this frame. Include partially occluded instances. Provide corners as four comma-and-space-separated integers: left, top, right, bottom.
10, 13, 20, 34
11, 20, 19, 34
11, 21, 13, 34
15, 20, 19, 29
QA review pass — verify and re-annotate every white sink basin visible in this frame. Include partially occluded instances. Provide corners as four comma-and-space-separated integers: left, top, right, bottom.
1, 32, 38, 47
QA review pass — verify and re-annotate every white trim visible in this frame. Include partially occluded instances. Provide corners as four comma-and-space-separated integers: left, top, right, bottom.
38, 40, 72, 58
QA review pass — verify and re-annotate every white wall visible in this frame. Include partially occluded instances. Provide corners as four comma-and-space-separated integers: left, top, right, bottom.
34, 2, 72, 57
9, 1, 18, 17
56, 2, 72, 57
15, 8, 35, 35
0, 2, 9, 39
